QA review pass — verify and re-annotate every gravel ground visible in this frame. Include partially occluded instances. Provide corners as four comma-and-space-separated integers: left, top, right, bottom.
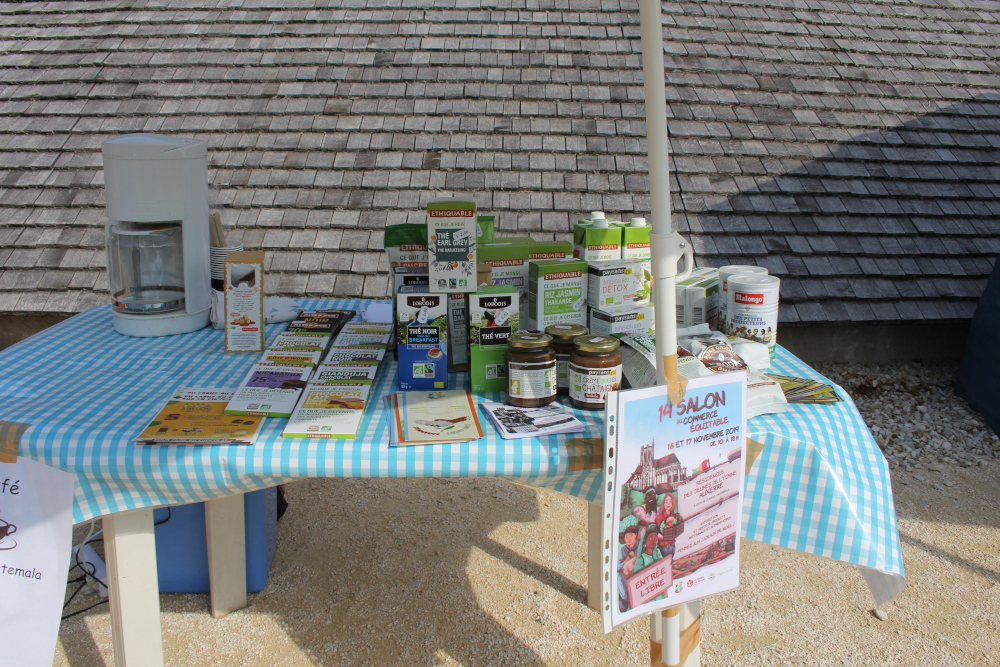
53, 362, 999, 666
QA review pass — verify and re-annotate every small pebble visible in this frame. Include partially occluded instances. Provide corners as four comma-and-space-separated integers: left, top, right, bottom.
873, 607, 889, 621
912, 474, 925, 481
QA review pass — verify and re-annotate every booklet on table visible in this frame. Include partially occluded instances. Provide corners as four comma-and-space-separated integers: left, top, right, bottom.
135, 388, 264, 445
385, 389, 483, 446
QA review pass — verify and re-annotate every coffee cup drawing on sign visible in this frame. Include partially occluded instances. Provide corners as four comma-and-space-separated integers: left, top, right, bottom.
0, 514, 17, 551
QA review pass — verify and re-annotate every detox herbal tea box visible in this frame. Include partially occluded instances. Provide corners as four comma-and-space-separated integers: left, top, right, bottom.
427, 198, 477, 293
468, 285, 519, 392
527, 258, 588, 330
587, 259, 646, 309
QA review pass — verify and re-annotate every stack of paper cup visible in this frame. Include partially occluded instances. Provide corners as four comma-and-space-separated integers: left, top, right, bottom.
726, 274, 781, 359
718, 265, 768, 335
210, 241, 244, 287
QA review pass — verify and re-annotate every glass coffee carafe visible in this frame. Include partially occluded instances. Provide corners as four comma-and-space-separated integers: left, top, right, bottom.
106, 222, 186, 314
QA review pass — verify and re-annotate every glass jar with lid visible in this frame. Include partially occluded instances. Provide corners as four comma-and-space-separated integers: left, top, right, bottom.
568, 335, 623, 410
504, 332, 557, 407
544, 323, 589, 395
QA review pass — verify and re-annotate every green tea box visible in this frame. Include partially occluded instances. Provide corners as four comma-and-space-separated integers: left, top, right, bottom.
384, 223, 428, 268
527, 258, 588, 330
427, 198, 477, 293
573, 215, 622, 261
527, 240, 573, 261
589, 303, 655, 336
587, 259, 646, 309
468, 285, 519, 392
396, 286, 449, 390
479, 241, 531, 321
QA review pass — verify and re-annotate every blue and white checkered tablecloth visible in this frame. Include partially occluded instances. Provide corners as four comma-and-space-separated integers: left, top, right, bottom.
0, 299, 903, 600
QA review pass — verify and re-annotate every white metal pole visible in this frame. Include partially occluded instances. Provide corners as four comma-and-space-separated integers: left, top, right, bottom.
638, 0, 692, 397
639, 2, 693, 665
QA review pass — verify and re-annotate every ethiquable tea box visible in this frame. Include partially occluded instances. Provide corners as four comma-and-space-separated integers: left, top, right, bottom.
427, 198, 477, 294
469, 285, 519, 392
479, 241, 530, 321
528, 241, 573, 261
384, 223, 428, 268
527, 258, 588, 330
587, 259, 645, 309
225, 363, 313, 418
224, 251, 265, 353
396, 287, 449, 390
448, 293, 469, 372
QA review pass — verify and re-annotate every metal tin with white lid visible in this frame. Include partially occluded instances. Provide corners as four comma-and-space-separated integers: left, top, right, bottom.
726, 274, 781, 359
718, 265, 769, 335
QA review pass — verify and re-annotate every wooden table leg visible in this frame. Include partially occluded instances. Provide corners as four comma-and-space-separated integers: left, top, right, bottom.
104, 508, 165, 667
205, 493, 248, 618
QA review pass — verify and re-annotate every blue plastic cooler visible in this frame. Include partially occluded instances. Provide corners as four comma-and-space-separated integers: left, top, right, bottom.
152, 486, 278, 593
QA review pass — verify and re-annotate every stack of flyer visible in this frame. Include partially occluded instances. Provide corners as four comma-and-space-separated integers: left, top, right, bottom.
282, 321, 394, 438
224, 309, 354, 419
136, 388, 265, 445
385, 389, 484, 446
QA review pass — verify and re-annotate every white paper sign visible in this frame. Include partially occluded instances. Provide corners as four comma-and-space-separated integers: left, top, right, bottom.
0, 458, 76, 667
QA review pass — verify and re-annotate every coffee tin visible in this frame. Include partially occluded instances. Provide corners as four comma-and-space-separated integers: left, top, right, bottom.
726, 274, 780, 358
718, 265, 769, 335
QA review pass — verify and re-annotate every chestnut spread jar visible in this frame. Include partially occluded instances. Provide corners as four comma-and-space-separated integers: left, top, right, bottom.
568, 335, 622, 410
505, 333, 557, 407
544, 323, 589, 395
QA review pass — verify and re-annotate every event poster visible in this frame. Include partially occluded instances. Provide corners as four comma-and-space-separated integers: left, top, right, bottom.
604, 373, 747, 630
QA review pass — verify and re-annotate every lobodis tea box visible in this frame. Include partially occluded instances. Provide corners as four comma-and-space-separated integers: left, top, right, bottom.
427, 198, 477, 293
589, 302, 655, 336
527, 258, 588, 330
468, 285, 519, 392
396, 287, 449, 390
587, 259, 646, 309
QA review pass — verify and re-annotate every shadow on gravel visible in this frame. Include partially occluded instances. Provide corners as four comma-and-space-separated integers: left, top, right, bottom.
255, 477, 557, 666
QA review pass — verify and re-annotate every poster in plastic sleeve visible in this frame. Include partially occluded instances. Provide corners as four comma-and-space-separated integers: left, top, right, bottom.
0, 457, 76, 666
601, 373, 747, 632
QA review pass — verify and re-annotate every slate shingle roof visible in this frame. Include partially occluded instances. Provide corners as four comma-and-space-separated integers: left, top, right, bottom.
0, 0, 998, 323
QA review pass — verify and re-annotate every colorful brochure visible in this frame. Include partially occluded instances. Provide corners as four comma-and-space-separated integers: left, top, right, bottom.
282, 380, 372, 439
135, 388, 264, 445
479, 401, 584, 439
386, 389, 483, 446
225, 363, 313, 418
766, 374, 842, 403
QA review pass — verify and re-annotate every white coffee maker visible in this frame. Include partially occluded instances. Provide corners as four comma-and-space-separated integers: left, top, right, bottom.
103, 134, 212, 337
